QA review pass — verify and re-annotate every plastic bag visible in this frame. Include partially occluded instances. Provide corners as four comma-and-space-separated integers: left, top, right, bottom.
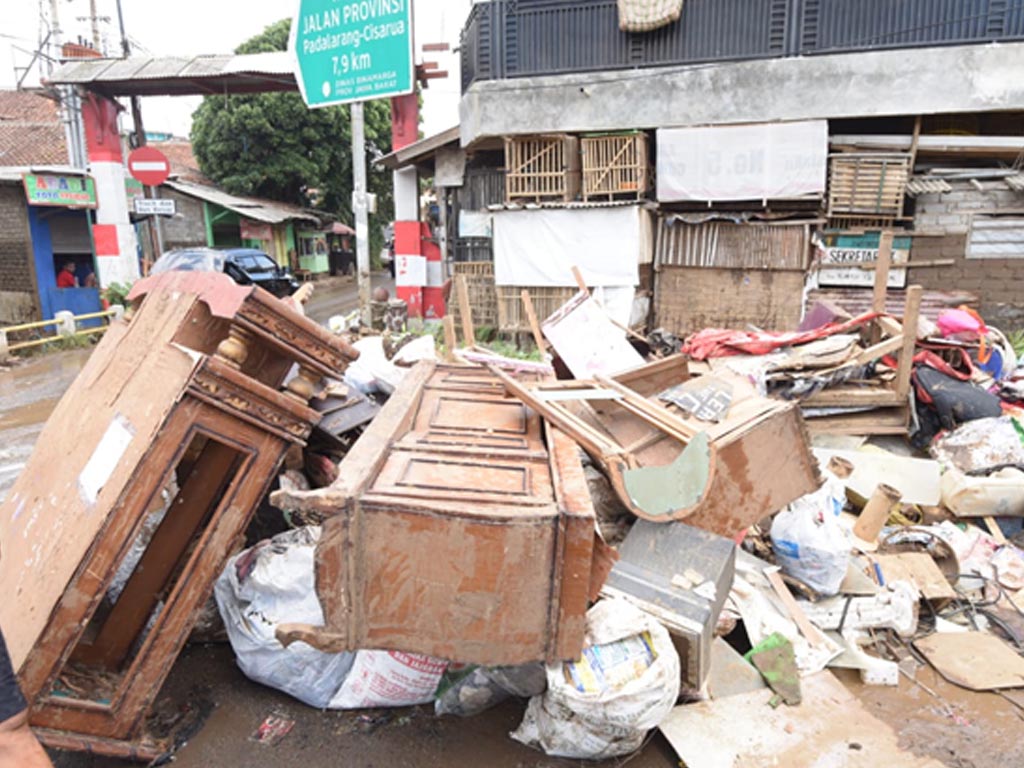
434, 663, 547, 717
434, 664, 546, 717
214, 527, 356, 708
511, 599, 680, 760
941, 467, 1024, 518
330, 650, 447, 709
216, 527, 447, 710
770, 477, 850, 596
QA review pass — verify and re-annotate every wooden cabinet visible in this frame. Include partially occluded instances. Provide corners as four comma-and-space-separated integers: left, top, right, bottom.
273, 363, 611, 666
0, 272, 355, 760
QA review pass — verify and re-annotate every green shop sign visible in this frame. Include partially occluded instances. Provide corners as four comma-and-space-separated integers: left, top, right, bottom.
290, 0, 414, 108
23, 173, 98, 209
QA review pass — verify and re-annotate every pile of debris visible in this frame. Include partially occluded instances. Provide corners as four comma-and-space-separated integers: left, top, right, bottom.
2, 271, 1022, 765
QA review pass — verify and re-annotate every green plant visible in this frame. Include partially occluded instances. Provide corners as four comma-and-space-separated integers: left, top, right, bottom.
1008, 329, 1024, 360
103, 281, 133, 308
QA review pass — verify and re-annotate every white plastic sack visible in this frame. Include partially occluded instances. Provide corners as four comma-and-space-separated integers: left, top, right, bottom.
941, 466, 1024, 518
771, 477, 850, 596
214, 527, 356, 708
511, 599, 680, 760
343, 336, 406, 395
215, 527, 447, 710
330, 651, 448, 709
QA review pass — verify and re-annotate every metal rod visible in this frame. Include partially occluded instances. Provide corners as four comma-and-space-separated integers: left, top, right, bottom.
352, 101, 370, 325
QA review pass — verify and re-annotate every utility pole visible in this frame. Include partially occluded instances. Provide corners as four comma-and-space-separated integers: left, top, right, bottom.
351, 102, 370, 325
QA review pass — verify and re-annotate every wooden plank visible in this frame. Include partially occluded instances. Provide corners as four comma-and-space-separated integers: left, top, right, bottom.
870, 231, 893, 344
571, 266, 589, 296
442, 315, 457, 362
764, 567, 830, 650
802, 387, 904, 407
455, 273, 475, 348
521, 289, 546, 353
895, 285, 923, 400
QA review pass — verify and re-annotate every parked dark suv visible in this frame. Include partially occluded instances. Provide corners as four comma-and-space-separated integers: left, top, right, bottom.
151, 247, 300, 298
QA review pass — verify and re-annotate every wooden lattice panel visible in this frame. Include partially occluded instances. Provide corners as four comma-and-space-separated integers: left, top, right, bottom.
504, 134, 581, 203
582, 133, 650, 201
450, 261, 498, 329
497, 286, 577, 334
828, 153, 912, 219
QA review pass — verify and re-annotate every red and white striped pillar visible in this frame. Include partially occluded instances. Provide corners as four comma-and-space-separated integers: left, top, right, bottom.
81, 93, 140, 287
390, 90, 446, 319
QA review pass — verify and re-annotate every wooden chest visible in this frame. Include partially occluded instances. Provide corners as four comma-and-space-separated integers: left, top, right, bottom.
273, 363, 609, 666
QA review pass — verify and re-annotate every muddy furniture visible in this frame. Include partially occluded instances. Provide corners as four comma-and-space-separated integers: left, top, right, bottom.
0, 272, 356, 761
495, 356, 821, 538
272, 362, 609, 666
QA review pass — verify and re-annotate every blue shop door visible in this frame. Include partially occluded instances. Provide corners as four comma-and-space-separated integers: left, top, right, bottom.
29, 207, 103, 327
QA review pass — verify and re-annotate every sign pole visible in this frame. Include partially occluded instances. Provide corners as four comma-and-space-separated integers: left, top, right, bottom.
352, 101, 370, 325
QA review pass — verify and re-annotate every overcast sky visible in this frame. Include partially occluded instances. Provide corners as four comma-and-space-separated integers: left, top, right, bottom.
1, 0, 471, 139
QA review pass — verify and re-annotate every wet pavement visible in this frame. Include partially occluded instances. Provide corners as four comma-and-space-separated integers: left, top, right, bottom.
0, 348, 93, 503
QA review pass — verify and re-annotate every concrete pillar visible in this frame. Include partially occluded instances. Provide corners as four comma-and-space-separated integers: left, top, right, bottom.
81, 93, 140, 288
393, 167, 423, 318
55, 310, 75, 337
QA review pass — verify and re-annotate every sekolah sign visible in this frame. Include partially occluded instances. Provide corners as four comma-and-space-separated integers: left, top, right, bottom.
289, 0, 414, 109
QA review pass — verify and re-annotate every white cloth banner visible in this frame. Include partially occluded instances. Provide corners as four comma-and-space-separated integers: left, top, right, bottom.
493, 206, 642, 287
657, 120, 828, 202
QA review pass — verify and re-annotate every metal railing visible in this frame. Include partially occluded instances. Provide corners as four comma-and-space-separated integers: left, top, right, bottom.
461, 0, 1024, 91
1, 307, 124, 357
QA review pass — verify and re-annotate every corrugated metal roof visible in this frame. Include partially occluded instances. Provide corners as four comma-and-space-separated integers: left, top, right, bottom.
164, 180, 321, 225
905, 177, 953, 196
0, 165, 89, 183
46, 53, 296, 97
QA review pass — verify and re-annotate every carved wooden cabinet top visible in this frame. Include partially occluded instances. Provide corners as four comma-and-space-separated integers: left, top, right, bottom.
273, 362, 608, 666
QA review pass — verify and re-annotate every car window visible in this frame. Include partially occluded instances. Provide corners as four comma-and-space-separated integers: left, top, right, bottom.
234, 254, 257, 270
250, 253, 278, 272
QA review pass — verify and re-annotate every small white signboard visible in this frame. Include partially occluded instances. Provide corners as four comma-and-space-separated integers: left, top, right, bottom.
133, 198, 176, 216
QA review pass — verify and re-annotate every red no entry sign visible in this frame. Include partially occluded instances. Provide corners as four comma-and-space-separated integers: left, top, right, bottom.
127, 146, 171, 187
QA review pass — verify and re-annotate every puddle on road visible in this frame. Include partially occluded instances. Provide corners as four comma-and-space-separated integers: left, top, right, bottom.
0, 349, 91, 502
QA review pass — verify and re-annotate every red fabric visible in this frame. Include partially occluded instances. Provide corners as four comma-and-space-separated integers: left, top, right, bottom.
682, 312, 883, 360
56, 269, 76, 288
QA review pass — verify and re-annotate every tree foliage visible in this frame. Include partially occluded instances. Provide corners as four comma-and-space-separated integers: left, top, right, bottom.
190, 19, 394, 254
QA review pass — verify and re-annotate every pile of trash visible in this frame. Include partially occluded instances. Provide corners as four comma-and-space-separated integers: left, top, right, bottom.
213, 290, 1024, 763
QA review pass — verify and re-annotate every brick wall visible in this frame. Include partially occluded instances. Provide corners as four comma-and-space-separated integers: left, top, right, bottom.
0, 185, 36, 296
161, 190, 208, 251
909, 180, 1024, 330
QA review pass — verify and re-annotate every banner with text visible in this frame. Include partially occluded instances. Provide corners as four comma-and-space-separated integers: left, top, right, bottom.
657, 120, 828, 202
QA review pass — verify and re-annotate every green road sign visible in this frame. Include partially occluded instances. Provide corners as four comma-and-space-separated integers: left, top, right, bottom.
289, 0, 414, 108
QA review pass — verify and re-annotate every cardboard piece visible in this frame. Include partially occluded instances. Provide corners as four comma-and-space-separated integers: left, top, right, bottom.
660, 671, 946, 768
542, 291, 645, 378
814, 447, 941, 506
914, 632, 1024, 691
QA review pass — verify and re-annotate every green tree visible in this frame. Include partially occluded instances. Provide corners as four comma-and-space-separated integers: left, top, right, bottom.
190, 19, 394, 257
